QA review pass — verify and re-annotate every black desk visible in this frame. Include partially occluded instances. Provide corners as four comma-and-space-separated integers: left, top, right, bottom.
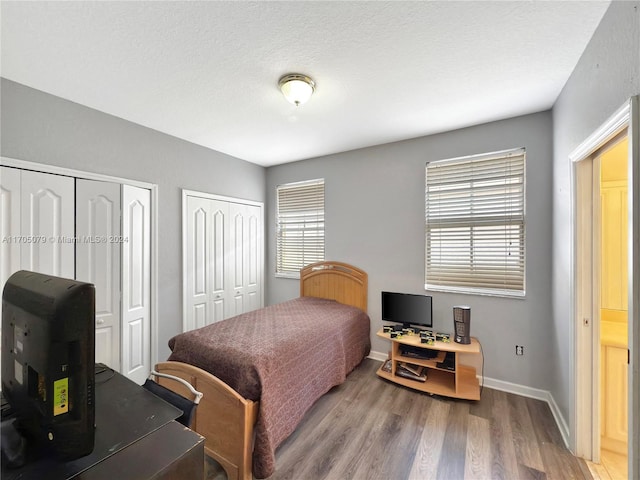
2, 369, 204, 479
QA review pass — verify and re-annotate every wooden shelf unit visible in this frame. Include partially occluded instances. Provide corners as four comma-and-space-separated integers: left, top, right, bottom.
376, 329, 481, 400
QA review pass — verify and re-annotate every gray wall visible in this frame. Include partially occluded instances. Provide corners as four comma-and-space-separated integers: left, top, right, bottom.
5, 0, 636, 424
266, 111, 554, 391
551, 1, 640, 448
0, 78, 266, 361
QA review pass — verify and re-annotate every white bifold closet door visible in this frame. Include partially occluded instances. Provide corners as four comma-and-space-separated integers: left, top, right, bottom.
185, 195, 216, 328
1, 167, 74, 285
184, 194, 262, 332
2, 168, 78, 287
228, 202, 261, 316
20, 169, 75, 278
1, 167, 22, 289
2, 169, 94, 283
1, 167, 151, 384
76, 179, 122, 372
121, 185, 151, 385
76, 181, 150, 383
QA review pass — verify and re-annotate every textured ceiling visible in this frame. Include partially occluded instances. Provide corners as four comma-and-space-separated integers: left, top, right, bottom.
1, 1, 610, 166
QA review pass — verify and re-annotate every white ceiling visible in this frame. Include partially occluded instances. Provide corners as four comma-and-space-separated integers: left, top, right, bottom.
1, 1, 610, 167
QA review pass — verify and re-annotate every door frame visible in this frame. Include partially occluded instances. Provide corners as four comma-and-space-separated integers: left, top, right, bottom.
0, 156, 160, 369
570, 96, 639, 479
181, 189, 264, 332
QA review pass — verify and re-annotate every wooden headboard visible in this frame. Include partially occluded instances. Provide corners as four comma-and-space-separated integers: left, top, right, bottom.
300, 261, 368, 313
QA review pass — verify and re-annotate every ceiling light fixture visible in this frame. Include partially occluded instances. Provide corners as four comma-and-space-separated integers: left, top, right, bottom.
278, 74, 315, 106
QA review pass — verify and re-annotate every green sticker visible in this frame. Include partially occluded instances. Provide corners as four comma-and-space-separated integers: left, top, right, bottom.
53, 378, 69, 416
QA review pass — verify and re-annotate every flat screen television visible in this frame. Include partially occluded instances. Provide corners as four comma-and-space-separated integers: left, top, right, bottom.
1, 270, 95, 465
381, 291, 433, 329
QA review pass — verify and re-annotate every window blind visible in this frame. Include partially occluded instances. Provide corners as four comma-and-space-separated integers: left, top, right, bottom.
276, 179, 325, 277
425, 149, 525, 296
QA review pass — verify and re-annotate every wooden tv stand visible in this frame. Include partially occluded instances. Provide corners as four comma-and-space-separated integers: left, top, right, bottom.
376, 329, 481, 400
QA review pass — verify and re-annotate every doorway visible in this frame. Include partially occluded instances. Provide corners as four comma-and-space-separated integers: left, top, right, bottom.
572, 97, 639, 480
596, 135, 629, 479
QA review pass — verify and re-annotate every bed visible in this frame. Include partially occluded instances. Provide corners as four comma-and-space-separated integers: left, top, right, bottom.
156, 261, 370, 480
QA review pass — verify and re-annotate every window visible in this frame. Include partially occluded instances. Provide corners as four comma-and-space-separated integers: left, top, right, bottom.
276, 179, 325, 278
425, 149, 525, 296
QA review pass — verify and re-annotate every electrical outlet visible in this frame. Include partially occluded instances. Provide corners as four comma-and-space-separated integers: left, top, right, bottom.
516, 345, 524, 356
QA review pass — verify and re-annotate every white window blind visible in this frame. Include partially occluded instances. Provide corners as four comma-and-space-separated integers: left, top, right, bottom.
425, 149, 525, 296
276, 179, 325, 277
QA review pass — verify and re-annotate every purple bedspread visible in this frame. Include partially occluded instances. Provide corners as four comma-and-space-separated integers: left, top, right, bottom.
167, 296, 371, 478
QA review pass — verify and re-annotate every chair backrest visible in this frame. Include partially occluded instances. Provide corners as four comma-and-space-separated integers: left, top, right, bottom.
142, 371, 203, 428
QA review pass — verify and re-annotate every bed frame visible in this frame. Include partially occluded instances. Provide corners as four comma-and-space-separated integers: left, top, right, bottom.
155, 261, 368, 480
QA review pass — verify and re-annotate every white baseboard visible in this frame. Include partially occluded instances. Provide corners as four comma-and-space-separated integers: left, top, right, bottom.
367, 349, 388, 362
481, 377, 570, 448
368, 349, 570, 448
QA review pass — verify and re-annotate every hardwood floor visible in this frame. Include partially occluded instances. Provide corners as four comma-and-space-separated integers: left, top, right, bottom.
587, 449, 628, 480
205, 358, 592, 480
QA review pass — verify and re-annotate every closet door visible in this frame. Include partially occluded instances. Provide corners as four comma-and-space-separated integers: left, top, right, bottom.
228, 202, 262, 316
1, 167, 22, 289
76, 179, 122, 371
20, 170, 74, 278
208, 199, 230, 323
184, 197, 229, 330
228, 204, 245, 317
183, 193, 263, 332
245, 203, 262, 313
185, 195, 212, 330
121, 185, 151, 384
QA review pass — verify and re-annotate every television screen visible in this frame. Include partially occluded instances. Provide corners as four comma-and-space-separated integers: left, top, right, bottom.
381, 291, 433, 328
1, 270, 95, 464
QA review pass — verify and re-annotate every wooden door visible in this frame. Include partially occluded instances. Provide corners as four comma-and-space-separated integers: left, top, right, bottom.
121, 185, 151, 384
601, 181, 628, 312
0, 167, 22, 289
76, 179, 122, 371
20, 170, 74, 278
601, 344, 629, 453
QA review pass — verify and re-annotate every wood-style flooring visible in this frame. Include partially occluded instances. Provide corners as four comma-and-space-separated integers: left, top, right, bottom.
205, 358, 592, 480
587, 449, 628, 480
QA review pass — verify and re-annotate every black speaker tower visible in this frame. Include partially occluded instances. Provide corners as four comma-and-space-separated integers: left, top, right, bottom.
453, 306, 471, 344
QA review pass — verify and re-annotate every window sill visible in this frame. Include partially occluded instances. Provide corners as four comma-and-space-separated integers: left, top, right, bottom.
425, 284, 525, 299
275, 273, 300, 280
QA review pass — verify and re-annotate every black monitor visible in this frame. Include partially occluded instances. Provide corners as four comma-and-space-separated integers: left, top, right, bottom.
1, 270, 95, 464
381, 291, 433, 329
